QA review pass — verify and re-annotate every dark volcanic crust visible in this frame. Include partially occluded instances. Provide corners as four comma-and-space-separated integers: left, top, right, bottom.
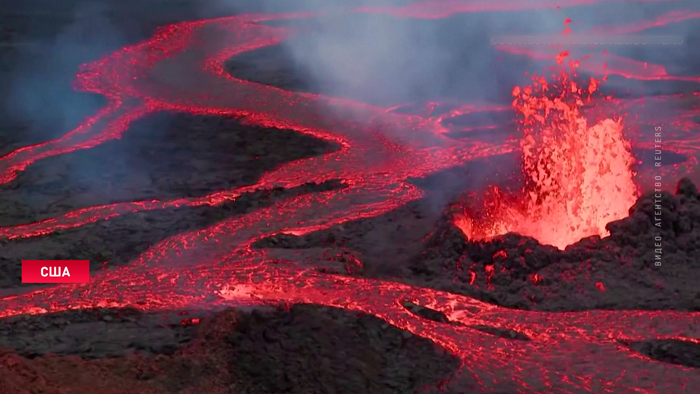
0, 112, 340, 227
0, 305, 460, 394
224, 305, 459, 394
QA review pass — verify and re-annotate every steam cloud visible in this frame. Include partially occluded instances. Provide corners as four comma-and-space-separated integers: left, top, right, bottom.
245, 0, 696, 205
4, 0, 695, 148
3, 0, 697, 215
256, 0, 677, 106
4, 3, 125, 142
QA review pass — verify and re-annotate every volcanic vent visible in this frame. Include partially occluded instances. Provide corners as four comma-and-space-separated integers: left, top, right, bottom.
414, 177, 700, 312
453, 52, 639, 250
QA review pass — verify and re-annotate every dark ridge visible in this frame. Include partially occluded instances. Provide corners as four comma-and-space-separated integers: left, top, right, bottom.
621, 338, 700, 368
252, 232, 308, 249
401, 301, 451, 324
225, 304, 460, 394
467, 325, 531, 341
0, 307, 208, 359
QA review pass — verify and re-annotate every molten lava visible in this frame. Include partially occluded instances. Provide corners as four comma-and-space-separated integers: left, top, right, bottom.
0, 1, 699, 393
455, 52, 640, 249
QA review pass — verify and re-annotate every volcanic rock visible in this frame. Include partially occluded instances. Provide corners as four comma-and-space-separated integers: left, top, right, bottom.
0, 306, 460, 394
411, 178, 700, 312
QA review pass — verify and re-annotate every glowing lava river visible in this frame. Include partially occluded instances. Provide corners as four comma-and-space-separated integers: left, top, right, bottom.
2, 1, 700, 393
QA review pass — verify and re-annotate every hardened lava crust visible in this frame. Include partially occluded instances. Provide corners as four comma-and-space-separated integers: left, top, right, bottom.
0, 306, 459, 394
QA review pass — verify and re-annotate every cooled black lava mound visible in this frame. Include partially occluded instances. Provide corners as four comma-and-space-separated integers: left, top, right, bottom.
621, 338, 700, 369
0, 307, 203, 359
412, 178, 700, 312
0, 304, 461, 393
210, 305, 459, 394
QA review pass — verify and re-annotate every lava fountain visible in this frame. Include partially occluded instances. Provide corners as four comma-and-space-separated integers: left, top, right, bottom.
455, 51, 640, 249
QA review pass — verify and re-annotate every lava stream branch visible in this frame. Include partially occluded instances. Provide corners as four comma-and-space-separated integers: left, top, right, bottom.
0, 101, 126, 185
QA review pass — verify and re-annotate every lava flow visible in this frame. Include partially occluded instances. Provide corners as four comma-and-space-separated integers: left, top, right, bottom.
454, 52, 639, 249
1, 1, 700, 393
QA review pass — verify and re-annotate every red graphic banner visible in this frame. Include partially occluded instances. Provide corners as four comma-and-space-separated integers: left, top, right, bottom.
21, 260, 90, 284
